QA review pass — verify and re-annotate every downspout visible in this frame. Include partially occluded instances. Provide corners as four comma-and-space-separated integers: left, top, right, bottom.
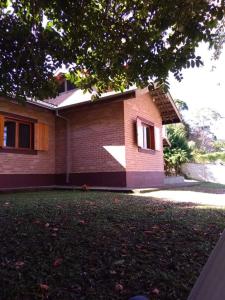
56, 109, 71, 184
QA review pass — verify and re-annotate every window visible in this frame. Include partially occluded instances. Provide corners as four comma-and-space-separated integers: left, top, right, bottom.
137, 117, 161, 151
2, 117, 33, 150
19, 123, 31, 148
142, 124, 151, 149
66, 80, 76, 91
58, 79, 76, 93
0, 114, 49, 153
4, 121, 16, 147
141, 123, 155, 150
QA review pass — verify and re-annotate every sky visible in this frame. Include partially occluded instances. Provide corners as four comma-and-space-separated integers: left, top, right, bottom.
168, 43, 225, 140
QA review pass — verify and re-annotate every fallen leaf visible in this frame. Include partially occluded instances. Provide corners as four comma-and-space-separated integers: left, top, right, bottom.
121, 248, 128, 254
72, 284, 82, 292
40, 284, 49, 291
53, 258, 63, 267
45, 223, 50, 228
144, 230, 153, 235
136, 244, 144, 250
115, 283, 123, 292
33, 220, 41, 224
79, 220, 86, 225
114, 198, 120, 204
152, 288, 160, 295
81, 184, 89, 191
129, 226, 136, 230
113, 259, 125, 265
152, 225, 160, 230
15, 261, 25, 269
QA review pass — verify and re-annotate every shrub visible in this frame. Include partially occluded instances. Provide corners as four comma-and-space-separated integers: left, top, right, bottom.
164, 124, 192, 175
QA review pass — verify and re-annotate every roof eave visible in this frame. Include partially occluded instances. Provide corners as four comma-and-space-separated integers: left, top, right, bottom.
166, 91, 182, 123
56, 89, 137, 111
27, 99, 56, 110
148, 87, 182, 125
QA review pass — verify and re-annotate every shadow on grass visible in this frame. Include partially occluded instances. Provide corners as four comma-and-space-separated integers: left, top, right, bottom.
0, 190, 224, 300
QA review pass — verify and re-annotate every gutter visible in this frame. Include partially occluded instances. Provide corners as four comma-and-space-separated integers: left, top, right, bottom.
55, 109, 71, 184
27, 99, 56, 110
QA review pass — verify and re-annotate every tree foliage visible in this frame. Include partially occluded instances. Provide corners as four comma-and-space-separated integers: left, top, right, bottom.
164, 124, 192, 175
212, 18, 225, 59
213, 140, 225, 151
0, 0, 224, 100
174, 99, 189, 111
189, 108, 223, 152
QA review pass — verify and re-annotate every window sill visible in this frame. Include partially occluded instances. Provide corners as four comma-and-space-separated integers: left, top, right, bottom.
138, 147, 156, 154
0, 148, 37, 155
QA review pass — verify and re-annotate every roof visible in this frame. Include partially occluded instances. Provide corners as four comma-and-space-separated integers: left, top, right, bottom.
148, 87, 182, 124
26, 86, 181, 125
45, 87, 136, 108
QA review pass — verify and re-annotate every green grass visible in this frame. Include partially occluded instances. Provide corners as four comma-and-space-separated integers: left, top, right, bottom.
0, 190, 225, 299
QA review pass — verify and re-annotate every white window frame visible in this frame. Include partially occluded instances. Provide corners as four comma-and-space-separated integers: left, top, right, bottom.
136, 117, 161, 151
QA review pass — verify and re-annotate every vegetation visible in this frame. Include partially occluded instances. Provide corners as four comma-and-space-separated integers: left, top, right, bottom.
164, 124, 192, 175
0, 188, 225, 300
174, 99, 189, 112
166, 99, 225, 168
188, 108, 223, 152
194, 151, 225, 164
212, 140, 225, 152
0, 1, 224, 100
164, 120, 225, 166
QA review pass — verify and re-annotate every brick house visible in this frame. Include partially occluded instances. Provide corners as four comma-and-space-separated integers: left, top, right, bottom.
0, 82, 181, 189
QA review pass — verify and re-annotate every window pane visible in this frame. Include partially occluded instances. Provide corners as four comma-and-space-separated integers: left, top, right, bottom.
143, 126, 147, 148
58, 80, 66, 93
19, 123, 30, 148
4, 121, 16, 147
146, 126, 151, 149
66, 80, 76, 91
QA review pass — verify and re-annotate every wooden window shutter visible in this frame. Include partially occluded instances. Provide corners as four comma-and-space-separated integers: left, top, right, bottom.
0, 115, 4, 148
136, 117, 143, 148
34, 123, 49, 151
154, 126, 161, 151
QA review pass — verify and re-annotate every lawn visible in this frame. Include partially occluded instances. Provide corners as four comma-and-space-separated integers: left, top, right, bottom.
1, 184, 225, 300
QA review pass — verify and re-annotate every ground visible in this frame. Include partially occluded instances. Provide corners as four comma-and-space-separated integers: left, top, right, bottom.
0, 183, 225, 300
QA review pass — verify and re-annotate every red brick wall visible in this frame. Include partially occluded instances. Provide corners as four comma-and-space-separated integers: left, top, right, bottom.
124, 88, 164, 187
0, 90, 165, 189
56, 90, 165, 188
56, 100, 125, 175
0, 99, 55, 175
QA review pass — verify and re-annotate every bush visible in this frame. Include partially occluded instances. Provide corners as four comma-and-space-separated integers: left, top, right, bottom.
164, 124, 192, 175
